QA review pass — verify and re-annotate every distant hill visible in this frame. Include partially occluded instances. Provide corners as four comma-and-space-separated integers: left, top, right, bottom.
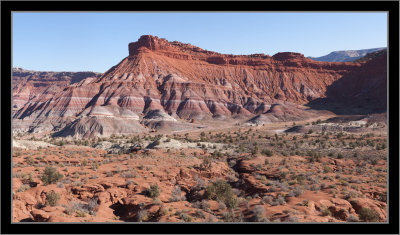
353, 49, 387, 63
309, 47, 386, 62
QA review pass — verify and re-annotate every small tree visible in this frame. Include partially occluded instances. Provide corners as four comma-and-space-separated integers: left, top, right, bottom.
40, 166, 63, 185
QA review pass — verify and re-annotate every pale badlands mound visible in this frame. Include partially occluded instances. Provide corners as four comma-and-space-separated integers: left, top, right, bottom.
246, 103, 331, 125
12, 35, 386, 137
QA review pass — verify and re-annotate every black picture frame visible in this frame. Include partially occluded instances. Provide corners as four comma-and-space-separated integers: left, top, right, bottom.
1, 1, 398, 234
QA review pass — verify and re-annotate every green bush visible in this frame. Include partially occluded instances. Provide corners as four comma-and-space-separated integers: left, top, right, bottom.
179, 212, 193, 222
359, 208, 380, 222
201, 158, 212, 170
45, 190, 60, 207
75, 210, 87, 217
205, 180, 238, 209
261, 149, 274, 157
321, 207, 331, 216
40, 166, 63, 185
323, 166, 332, 173
17, 184, 31, 192
146, 184, 160, 199
137, 209, 148, 222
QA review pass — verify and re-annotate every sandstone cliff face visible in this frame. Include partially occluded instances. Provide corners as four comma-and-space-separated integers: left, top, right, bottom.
12, 35, 384, 137
97, 35, 362, 116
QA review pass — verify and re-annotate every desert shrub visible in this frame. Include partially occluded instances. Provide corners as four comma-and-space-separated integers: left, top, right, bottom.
321, 207, 331, 216
323, 166, 332, 173
252, 205, 269, 222
285, 215, 299, 222
228, 159, 237, 168
310, 185, 320, 191
262, 149, 274, 157
157, 205, 168, 216
105, 171, 114, 177
75, 210, 87, 217
192, 199, 211, 211
205, 180, 238, 209
169, 186, 186, 202
81, 159, 88, 166
218, 201, 227, 210
201, 157, 212, 170
207, 214, 217, 222
347, 214, 360, 222
26, 156, 35, 165
336, 153, 344, 159
86, 197, 99, 213
91, 163, 100, 171
45, 190, 60, 207
137, 209, 148, 222
194, 209, 206, 219
268, 186, 276, 192
344, 190, 358, 200
179, 212, 193, 222
225, 195, 238, 209
194, 175, 206, 189
17, 184, 31, 192
145, 184, 160, 199
89, 174, 99, 180
121, 170, 136, 178
359, 208, 380, 222
40, 166, 63, 185
370, 159, 378, 165
260, 195, 273, 205
308, 151, 321, 163
222, 210, 235, 222
72, 180, 83, 187
276, 196, 286, 205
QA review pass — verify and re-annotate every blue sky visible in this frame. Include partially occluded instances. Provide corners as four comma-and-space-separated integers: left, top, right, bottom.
13, 12, 387, 73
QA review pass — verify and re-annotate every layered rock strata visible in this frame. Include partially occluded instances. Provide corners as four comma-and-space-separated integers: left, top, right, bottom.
13, 35, 383, 137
